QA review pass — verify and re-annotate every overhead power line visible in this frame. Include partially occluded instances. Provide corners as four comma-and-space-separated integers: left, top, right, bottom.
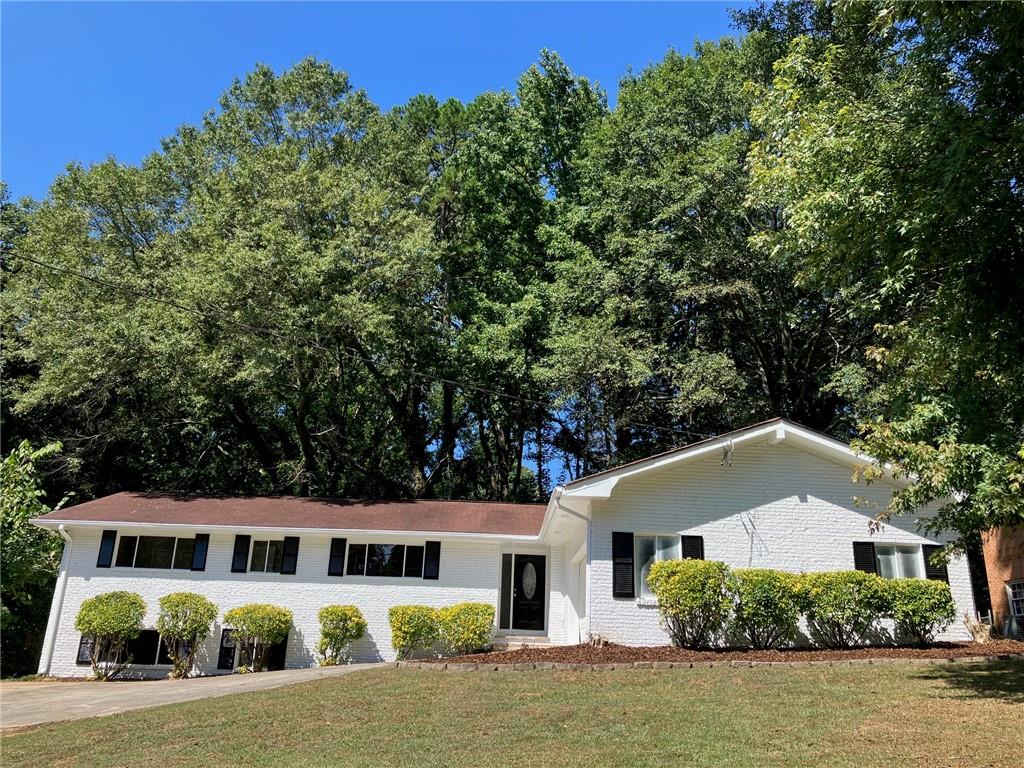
14, 253, 718, 441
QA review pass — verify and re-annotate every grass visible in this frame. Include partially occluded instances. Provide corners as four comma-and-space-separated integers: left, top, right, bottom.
3, 660, 1021, 767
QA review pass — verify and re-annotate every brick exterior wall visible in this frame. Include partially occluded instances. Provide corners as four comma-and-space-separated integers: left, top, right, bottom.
982, 526, 1024, 629
587, 442, 974, 645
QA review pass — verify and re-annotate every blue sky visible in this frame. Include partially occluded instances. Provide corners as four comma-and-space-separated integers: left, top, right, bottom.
2, 1, 746, 201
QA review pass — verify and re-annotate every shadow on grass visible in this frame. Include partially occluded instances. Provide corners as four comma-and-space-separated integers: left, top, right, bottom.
912, 659, 1024, 703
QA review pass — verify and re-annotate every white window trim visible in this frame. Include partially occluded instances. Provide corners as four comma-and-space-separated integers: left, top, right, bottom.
345, 542, 423, 578
249, 539, 285, 573
874, 543, 926, 579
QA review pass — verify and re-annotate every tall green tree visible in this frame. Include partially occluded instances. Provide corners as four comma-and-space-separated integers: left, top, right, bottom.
749, 1, 1024, 545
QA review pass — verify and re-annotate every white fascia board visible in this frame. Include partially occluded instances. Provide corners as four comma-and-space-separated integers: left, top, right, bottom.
30, 517, 540, 543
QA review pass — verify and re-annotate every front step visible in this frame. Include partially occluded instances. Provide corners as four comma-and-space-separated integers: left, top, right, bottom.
491, 635, 551, 650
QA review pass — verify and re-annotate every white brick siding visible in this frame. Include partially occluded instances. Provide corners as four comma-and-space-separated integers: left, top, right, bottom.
587, 442, 974, 645
43, 530, 514, 677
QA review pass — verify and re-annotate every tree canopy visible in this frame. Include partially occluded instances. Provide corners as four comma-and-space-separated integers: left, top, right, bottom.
3, 1, 1021, 551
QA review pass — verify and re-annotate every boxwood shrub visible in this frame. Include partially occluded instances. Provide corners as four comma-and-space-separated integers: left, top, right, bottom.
223, 604, 293, 672
801, 571, 889, 648
438, 602, 495, 655
647, 559, 734, 648
74, 591, 146, 680
886, 578, 956, 646
316, 605, 368, 666
730, 568, 803, 649
388, 605, 439, 660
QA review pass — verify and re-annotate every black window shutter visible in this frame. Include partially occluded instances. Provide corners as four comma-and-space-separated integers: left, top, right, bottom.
217, 628, 236, 670
76, 635, 94, 665
612, 531, 634, 598
191, 534, 210, 571
853, 541, 877, 574
423, 541, 441, 580
231, 535, 251, 573
328, 538, 347, 577
280, 536, 300, 575
922, 544, 949, 582
96, 530, 117, 568
680, 535, 705, 560
499, 553, 513, 630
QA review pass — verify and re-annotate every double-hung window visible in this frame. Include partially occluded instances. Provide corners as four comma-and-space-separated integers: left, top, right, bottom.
874, 544, 925, 579
634, 535, 680, 599
1009, 582, 1024, 618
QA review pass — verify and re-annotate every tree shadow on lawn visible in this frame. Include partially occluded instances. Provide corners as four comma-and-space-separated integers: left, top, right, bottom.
911, 659, 1024, 703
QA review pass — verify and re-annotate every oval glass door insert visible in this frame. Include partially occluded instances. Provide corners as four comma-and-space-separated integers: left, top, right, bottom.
522, 561, 537, 599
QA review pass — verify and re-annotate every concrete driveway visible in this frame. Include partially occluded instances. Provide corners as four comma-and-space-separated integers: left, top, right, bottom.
0, 663, 385, 730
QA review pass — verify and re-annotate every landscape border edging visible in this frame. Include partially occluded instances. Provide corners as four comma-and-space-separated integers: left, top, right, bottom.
395, 652, 1024, 672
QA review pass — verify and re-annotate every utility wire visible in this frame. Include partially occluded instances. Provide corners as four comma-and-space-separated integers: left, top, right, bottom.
15, 253, 718, 441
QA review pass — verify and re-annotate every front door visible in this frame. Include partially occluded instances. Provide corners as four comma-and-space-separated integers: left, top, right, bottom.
512, 554, 546, 631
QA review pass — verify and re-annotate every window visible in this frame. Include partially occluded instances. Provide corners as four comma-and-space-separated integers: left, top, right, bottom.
250, 540, 285, 573
404, 545, 424, 578
635, 535, 680, 599
114, 535, 201, 570
77, 630, 172, 666
366, 544, 404, 577
1009, 582, 1024, 618
875, 544, 925, 579
344, 542, 434, 578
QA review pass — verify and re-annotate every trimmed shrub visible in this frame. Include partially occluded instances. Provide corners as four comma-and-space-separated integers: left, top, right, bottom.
438, 602, 495, 656
647, 560, 734, 648
730, 569, 803, 649
223, 604, 293, 672
316, 605, 368, 666
801, 571, 889, 648
388, 605, 439, 660
155, 592, 218, 679
74, 591, 146, 680
886, 578, 956, 646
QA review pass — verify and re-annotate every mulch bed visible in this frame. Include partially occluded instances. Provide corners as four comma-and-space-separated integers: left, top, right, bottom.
429, 639, 1024, 665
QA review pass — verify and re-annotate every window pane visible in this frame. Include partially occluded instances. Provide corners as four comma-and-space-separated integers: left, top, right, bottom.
367, 544, 405, 577
134, 537, 176, 569
404, 545, 424, 578
898, 546, 924, 579
346, 544, 367, 576
250, 541, 268, 572
125, 630, 160, 665
267, 540, 284, 573
172, 538, 195, 570
635, 536, 656, 598
115, 536, 138, 567
657, 536, 680, 561
875, 545, 897, 579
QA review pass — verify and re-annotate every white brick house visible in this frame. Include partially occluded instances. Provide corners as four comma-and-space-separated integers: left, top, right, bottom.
34, 418, 974, 677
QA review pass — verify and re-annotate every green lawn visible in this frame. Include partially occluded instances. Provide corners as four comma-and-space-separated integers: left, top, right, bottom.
3, 660, 1021, 768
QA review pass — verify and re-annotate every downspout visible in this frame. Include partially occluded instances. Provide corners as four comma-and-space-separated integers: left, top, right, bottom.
38, 524, 73, 677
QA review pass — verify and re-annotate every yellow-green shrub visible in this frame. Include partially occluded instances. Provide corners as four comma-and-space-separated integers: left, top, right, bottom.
438, 602, 495, 655
388, 605, 439, 660
74, 591, 146, 680
223, 604, 293, 672
316, 605, 368, 665
647, 560, 734, 648
885, 578, 956, 646
730, 569, 803, 649
801, 571, 889, 648
156, 592, 218, 679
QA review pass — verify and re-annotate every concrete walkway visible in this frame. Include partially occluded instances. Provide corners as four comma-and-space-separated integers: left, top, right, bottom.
0, 663, 386, 730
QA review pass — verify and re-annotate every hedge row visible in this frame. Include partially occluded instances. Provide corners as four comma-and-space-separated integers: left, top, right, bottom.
647, 561, 956, 650
388, 602, 495, 659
